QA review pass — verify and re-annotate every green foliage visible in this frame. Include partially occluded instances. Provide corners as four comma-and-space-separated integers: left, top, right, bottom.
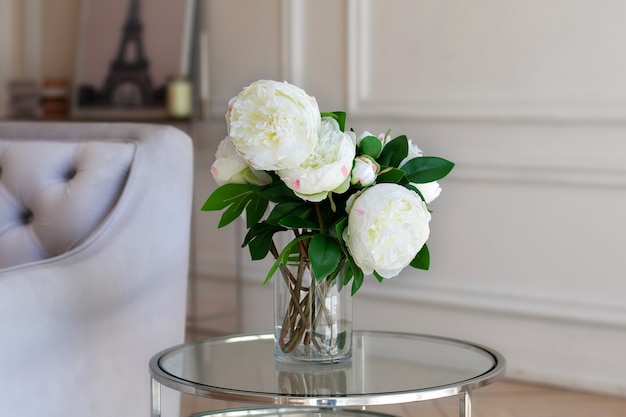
242, 223, 286, 260
245, 193, 269, 228
309, 234, 341, 280
266, 202, 311, 224
257, 177, 302, 203
376, 167, 407, 184
358, 136, 383, 158
401, 157, 455, 184
201, 183, 257, 228
410, 244, 430, 270
378, 135, 408, 167
349, 260, 364, 295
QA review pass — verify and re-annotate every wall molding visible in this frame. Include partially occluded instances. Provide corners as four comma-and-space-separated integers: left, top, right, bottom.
280, 0, 305, 86
347, 0, 626, 123
452, 162, 626, 187
358, 280, 626, 330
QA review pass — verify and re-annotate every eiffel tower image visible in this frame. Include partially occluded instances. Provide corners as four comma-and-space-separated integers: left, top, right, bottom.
98, 0, 157, 108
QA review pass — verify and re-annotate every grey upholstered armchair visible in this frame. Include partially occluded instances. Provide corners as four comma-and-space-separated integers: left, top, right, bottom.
0, 122, 193, 417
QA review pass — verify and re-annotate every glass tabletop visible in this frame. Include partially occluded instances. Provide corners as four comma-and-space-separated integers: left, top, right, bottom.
150, 331, 505, 407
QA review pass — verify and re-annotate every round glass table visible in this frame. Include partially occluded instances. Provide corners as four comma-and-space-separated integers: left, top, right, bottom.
150, 331, 506, 417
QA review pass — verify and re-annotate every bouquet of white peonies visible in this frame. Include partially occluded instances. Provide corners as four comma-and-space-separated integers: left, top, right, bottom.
202, 80, 453, 359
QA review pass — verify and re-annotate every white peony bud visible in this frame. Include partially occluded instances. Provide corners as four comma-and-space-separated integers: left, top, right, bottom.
414, 181, 442, 204
351, 156, 379, 186
358, 130, 389, 146
211, 137, 271, 186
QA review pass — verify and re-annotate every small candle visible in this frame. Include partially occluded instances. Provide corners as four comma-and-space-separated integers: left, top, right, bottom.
167, 77, 192, 118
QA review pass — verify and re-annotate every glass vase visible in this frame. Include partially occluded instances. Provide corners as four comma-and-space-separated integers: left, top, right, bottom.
273, 260, 352, 364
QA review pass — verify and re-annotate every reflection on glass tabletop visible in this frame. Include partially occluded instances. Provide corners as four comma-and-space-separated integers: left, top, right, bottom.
151, 331, 505, 406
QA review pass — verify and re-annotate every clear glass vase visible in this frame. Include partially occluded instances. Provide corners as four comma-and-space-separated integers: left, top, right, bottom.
273, 260, 352, 364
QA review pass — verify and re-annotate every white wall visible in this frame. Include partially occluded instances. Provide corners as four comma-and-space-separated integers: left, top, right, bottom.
6, 0, 626, 397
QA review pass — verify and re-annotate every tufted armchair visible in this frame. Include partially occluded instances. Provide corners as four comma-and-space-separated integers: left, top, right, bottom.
0, 122, 193, 417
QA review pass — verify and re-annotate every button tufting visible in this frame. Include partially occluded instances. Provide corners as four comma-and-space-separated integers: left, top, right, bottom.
64, 166, 77, 181
21, 209, 34, 225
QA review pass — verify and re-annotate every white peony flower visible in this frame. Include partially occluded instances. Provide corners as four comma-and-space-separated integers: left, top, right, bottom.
351, 156, 379, 186
211, 137, 271, 186
226, 80, 321, 171
399, 138, 441, 204
343, 183, 430, 278
278, 117, 356, 202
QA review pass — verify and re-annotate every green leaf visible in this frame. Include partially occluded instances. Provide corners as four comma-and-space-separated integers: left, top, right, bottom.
350, 265, 364, 296
401, 157, 455, 183
218, 193, 252, 228
342, 267, 354, 286
309, 234, 341, 280
279, 216, 320, 230
378, 135, 408, 167
245, 193, 269, 228
376, 167, 406, 184
373, 271, 384, 283
333, 218, 362, 294
257, 181, 301, 203
201, 184, 260, 228
358, 136, 383, 158
243, 223, 286, 260
266, 202, 311, 225
336, 331, 347, 349
334, 217, 347, 243
201, 184, 255, 211
410, 244, 430, 270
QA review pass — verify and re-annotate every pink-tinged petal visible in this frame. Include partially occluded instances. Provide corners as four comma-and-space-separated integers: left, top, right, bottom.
292, 179, 301, 190
341, 165, 349, 177
211, 165, 219, 175
355, 208, 365, 216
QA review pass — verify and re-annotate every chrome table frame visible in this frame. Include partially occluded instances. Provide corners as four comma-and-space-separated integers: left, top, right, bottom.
150, 331, 506, 417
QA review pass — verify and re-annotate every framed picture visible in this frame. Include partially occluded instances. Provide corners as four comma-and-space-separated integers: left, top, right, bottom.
72, 0, 196, 119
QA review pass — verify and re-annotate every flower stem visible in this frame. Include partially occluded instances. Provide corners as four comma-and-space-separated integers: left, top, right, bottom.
315, 205, 326, 234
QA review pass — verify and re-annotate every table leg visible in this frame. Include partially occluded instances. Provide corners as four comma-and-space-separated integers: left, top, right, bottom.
460, 390, 472, 417
151, 378, 162, 417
